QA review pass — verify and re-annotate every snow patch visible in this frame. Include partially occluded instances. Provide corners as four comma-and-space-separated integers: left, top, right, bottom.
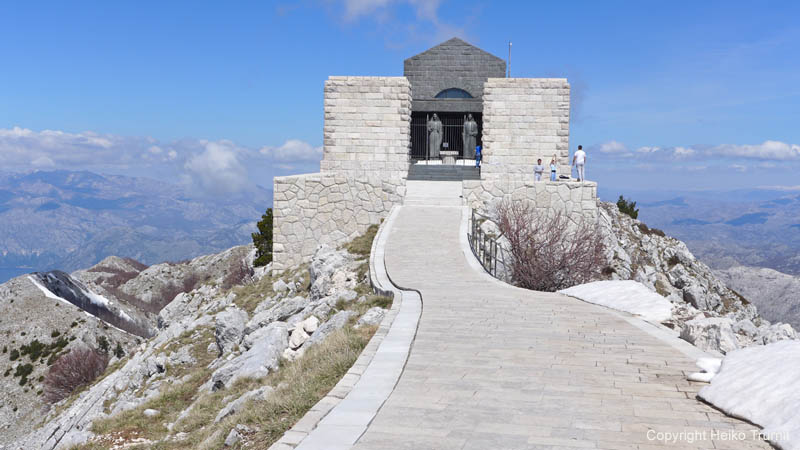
698, 341, 800, 450
687, 357, 722, 382
559, 280, 673, 323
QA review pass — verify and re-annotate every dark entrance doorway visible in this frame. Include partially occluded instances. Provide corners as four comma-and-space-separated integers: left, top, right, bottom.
410, 112, 483, 161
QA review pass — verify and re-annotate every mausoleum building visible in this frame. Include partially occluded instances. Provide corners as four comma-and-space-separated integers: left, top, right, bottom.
273, 38, 597, 272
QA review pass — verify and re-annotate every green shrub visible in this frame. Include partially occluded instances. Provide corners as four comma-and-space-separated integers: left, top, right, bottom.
252, 208, 273, 267
9, 349, 19, 361
114, 342, 125, 359
617, 195, 639, 219
97, 336, 110, 354
14, 363, 33, 386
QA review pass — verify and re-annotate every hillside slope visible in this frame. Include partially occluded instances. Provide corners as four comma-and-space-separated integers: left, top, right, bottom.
716, 266, 800, 330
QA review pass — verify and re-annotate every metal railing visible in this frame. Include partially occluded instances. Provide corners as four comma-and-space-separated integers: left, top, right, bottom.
467, 209, 511, 282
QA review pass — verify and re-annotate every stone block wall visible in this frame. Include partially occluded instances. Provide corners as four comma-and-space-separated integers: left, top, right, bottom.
463, 180, 598, 224
320, 76, 411, 180
404, 37, 506, 113
272, 173, 404, 272
481, 78, 571, 180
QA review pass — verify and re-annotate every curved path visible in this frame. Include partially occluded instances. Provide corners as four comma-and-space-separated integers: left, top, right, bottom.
353, 206, 769, 450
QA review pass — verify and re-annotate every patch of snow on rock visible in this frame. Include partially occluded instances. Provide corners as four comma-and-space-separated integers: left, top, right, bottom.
559, 280, 673, 323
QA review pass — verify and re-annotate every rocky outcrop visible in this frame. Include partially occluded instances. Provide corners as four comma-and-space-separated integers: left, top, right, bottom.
596, 201, 797, 353
7, 238, 383, 449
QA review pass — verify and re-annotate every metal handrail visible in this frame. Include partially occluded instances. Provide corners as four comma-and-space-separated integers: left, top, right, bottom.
466, 209, 511, 282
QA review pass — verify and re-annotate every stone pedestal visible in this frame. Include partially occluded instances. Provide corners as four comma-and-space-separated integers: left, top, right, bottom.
440, 151, 458, 165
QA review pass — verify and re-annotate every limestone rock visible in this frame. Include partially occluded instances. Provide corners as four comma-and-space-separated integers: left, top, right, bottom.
306, 310, 355, 347
302, 316, 320, 334
224, 429, 241, 447
215, 307, 248, 356
355, 307, 387, 328
143, 409, 160, 418
289, 324, 310, 350
680, 318, 740, 354
272, 279, 289, 294
759, 323, 797, 344
245, 296, 309, 334
211, 323, 288, 391
215, 386, 274, 423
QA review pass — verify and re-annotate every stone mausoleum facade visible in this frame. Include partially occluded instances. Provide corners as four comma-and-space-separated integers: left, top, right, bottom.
273, 38, 597, 272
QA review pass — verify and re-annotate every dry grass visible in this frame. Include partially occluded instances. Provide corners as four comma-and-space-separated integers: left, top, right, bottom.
232, 273, 275, 314
79, 325, 376, 450
344, 224, 379, 257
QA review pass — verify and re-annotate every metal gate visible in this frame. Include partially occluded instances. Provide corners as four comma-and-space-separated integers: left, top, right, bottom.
410, 112, 483, 161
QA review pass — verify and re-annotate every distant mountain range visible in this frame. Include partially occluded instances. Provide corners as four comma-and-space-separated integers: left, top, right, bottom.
0, 170, 272, 282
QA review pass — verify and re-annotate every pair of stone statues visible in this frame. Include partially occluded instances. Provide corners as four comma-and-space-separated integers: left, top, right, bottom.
427, 114, 478, 159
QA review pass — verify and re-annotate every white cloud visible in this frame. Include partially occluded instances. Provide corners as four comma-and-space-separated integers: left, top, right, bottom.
710, 141, 800, 160
729, 164, 747, 172
183, 141, 253, 196
0, 126, 324, 197
259, 139, 322, 161
599, 140, 627, 153
597, 139, 800, 163
334, 0, 464, 45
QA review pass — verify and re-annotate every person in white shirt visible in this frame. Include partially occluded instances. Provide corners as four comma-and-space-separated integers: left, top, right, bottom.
549, 157, 557, 181
533, 159, 545, 181
572, 145, 587, 181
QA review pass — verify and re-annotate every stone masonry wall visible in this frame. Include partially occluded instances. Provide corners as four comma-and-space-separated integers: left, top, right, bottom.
272, 174, 405, 272
320, 76, 411, 179
481, 78, 571, 180
463, 180, 598, 224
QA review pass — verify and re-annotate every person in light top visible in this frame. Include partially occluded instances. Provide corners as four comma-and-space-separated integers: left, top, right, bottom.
533, 158, 545, 181
572, 145, 587, 181
549, 157, 557, 181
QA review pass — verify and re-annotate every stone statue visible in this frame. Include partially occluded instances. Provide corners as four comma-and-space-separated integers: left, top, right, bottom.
462, 113, 478, 159
427, 114, 442, 158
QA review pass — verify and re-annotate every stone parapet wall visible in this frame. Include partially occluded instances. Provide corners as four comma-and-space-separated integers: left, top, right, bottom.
320, 76, 411, 179
481, 78, 571, 180
272, 173, 405, 272
463, 179, 598, 223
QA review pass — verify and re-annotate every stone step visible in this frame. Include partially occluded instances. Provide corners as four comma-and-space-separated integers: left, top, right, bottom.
403, 197, 463, 206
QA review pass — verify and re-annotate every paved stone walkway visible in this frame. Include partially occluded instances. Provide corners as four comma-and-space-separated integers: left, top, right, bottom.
353, 206, 770, 450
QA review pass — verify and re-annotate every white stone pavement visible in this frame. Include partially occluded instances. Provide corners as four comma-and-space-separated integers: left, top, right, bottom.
350, 206, 771, 450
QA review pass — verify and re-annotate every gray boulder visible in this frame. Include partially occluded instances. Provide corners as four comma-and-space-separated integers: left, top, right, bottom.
289, 324, 310, 350
306, 310, 355, 347
224, 429, 241, 447
680, 317, 739, 354
245, 296, 309, 334
211, 323, 288, 391
214, 386, 274, 423
759, 323, 798, 344
242, 321, 288, 351
272, 279, 289, 294
215, 307, 248, 355
309, 245, 353, 300
355, 307, 387, 329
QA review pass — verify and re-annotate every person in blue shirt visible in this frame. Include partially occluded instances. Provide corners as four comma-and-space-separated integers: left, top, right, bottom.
549, 157, 557, 181
475, 145, 482, 168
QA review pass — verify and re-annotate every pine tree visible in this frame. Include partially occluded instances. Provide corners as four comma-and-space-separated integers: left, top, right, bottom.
252, 208, 273, 267
616, 195, 639, 220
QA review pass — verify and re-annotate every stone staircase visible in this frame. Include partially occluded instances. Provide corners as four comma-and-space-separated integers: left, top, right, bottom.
406, 164, 480, 181
403, 180, 463, 206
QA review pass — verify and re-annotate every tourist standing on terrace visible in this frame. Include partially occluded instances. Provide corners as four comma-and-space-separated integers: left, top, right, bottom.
534, 159, 545, 181
550, 157, 558, 181
573, 145, 587, 181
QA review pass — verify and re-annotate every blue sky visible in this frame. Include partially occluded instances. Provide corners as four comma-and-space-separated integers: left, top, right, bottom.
1, 1, 798, 198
